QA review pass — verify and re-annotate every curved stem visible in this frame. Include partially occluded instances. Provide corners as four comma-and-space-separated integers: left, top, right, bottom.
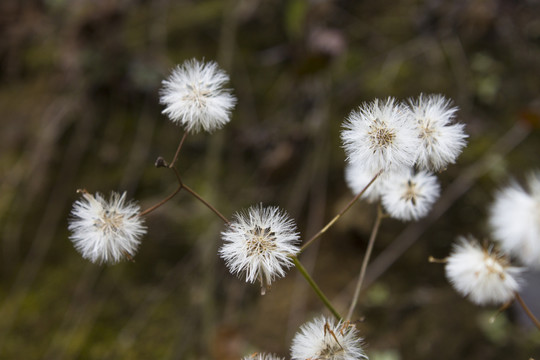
140, 182, 183, 216
515, 292, 540, 330
346, 204, 384, 320
292, 256, 342, 320
169, 132, 188, 168
183, 184, 230, 225
301, 169, 382, 252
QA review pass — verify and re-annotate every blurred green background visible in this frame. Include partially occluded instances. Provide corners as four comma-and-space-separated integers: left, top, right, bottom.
1, 0, 540, 359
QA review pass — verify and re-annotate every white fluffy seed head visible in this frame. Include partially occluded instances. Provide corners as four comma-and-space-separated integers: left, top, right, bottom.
408, 94, 468, 171
68, 190, 146, 264
160, 59, 237, 133
345, 161, 385, 203
341, 97, 421, 174
489, 171, 540, 268
291, 316, 368, 360
381, 169, 441, 221
242, 353, 285, 360
445, 237, 522, 306
219, 204, 300, 294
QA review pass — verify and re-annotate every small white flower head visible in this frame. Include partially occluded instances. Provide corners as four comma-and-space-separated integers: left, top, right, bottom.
341, 97, 420, 174
242, 353, 285, 360
489, 171, 540, 268
408, 94, 467, 171
291, 316, 368, 360
445, 237, 522, 306
68, 190, 146, 264
219, 204, 300, 294
381, 169, 440, 221
160, 59, 237, 133
345, 161, 385, 203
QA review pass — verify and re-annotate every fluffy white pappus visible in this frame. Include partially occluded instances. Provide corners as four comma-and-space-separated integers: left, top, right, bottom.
445, 237, 522, 306
341, 98, 420, 174
219, 204, 300, 294
160, 59, 237, 133
68, 190, 146, 264
291, 316, 368, 360
489, 171, 540, 268
242, 353, 285, 360
381, 170, 440, 221
345, 161, 385, 203
408, 94, 467, 171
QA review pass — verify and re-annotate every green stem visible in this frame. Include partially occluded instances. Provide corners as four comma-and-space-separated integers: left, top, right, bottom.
292, 255, 342, 320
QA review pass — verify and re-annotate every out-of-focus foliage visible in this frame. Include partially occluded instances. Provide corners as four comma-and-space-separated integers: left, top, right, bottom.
1, 0, 540, 359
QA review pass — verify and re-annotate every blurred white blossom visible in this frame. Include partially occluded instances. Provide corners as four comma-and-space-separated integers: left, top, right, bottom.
68, 190, 146, 264
160, 59, 236, 133
489, 171, 540, 268
345, 161, 385, 203
445, 237, 522, 306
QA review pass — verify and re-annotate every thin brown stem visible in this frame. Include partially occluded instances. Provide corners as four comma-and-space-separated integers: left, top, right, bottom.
183, 184, 230, 225
515, 292, 540, 330
301, 169, 383, 252
169, 132, 188, 168
346, 204, 384, 320
140, 183, 183, 216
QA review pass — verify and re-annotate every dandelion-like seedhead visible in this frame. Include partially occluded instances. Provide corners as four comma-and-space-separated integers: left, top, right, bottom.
445, 237, 522, 306
381, 169, 440, 221
291, 316, 368, 360
160, 59, 237, 133
242, 353, 285, 360
489, 171, 540, 268
341, 98, 420, 174
408, 94, 467, 171
68, 190, 146, 264
219, 204, 300, 294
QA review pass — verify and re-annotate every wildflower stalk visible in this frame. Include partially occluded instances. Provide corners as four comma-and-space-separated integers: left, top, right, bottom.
515, 292, 540, 330
347, 204, 385, 320
292, 255, 342, 320
301, 169, 383, 252
169, 132, 188, 169
183, 184, 230, 224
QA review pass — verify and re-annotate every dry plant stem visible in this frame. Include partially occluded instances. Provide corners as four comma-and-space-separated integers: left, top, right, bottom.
292, 255, 342, 320
300, 169, 383, 252
169, 132, 188, 168
182, 184, 230, 225
140, 183, 183, 216
515, 292, 540, 330
346, 204, 384, 320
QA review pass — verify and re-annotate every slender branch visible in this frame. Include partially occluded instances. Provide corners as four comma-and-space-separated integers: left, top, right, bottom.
301, 169, 383, 252
182, 184, 230, 225
515, 292, 540, 330
346, 204, 384, 320
140, 183, 183, 216
169, 132, 188, 168
292, 256, 342, 320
